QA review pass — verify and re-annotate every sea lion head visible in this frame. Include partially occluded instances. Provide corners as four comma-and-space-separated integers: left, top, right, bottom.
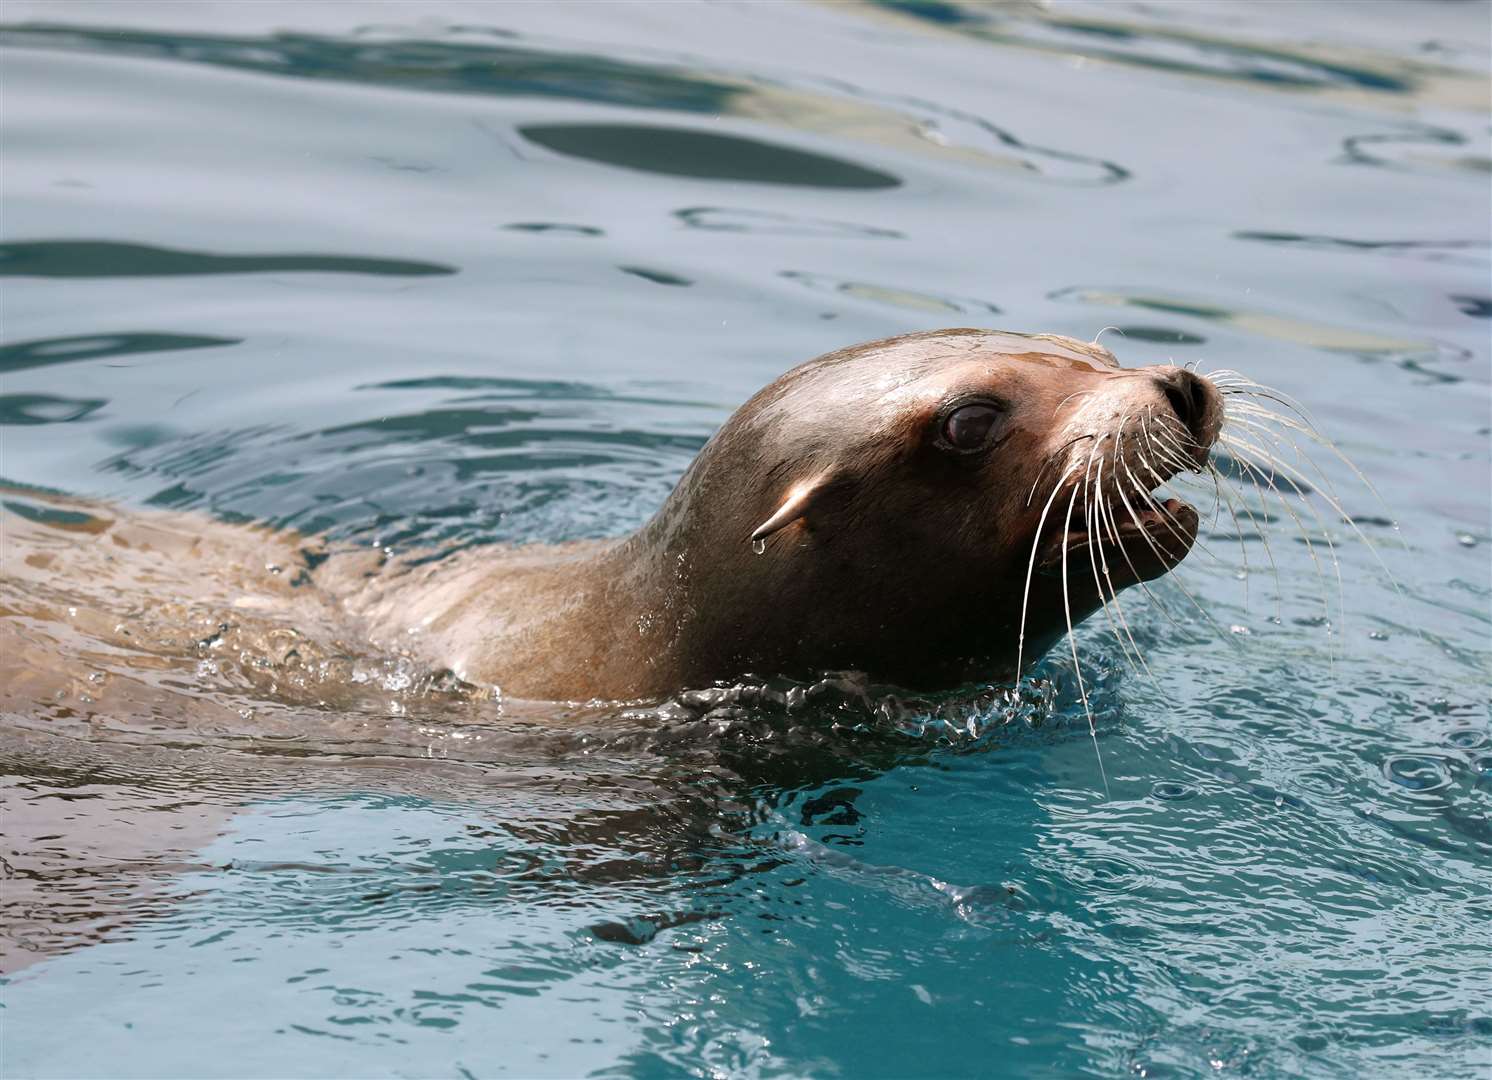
650, 328, 1225, 693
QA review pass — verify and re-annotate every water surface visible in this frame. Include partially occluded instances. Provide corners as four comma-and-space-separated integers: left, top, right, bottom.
1, 1, 1489, 1077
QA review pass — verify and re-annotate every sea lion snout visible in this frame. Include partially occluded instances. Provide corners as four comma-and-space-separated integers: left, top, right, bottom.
1150, 365, 1223, 465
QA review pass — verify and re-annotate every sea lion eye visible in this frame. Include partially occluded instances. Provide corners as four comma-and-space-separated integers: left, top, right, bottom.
941, 402, 1003, 451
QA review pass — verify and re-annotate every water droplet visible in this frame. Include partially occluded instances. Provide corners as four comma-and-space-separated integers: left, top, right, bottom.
1381, 754, 1453, 793
265, 563, 282, 575
238, 707, 255, 720
1229, 624, 1251, 635
751, 538, 766, 555
67, 607, 78, 618
1151, 780, 1197, 801
1368, 629, 1389, 640
1456, 533, 1477, 547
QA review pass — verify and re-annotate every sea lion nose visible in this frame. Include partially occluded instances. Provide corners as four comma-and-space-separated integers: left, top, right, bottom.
1155, 367, 1217, 447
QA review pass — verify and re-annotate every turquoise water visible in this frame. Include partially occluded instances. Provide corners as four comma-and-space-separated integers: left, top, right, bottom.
1, 2, 1489, 1077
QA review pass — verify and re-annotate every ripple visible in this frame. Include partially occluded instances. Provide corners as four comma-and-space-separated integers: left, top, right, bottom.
619, 266, 691, 287
1295, 769, 1344, 797
0, 240, 456, 278
781, 271, 1000, 315
1233, 231, 1490, 267
0, 332, 240, 374
1, 23, 1126, 186
866, 0, 1488, 108
1450, 295, 1491, 318
0, 393, 106, 425
1381, 754, 1454, 794
1151, 780, 1197, 801
519, 123, 900, 189
1342, 127, 1492, 178
501, 222, 603, 236
1049, 285, 1468, 382
1442, 729, 1488, 750
675, 206, 902, 238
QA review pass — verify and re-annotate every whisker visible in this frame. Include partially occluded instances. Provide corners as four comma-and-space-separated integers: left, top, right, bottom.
1058, 480, 1110, 798
1082, 441, 1145, 675
1091, 449, 1156, 682
1219, 433, 1340, 658
1017, 460, 1083, 681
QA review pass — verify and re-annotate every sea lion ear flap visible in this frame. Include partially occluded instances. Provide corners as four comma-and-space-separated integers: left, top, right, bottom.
750, 474, 829, 545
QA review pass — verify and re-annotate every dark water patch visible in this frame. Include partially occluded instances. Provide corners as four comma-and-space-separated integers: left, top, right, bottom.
675, 206, 903, 238
879, 0, 971, 26
0, 241, 455, 278
0, 24, 743, 114
0, 497, 109, 532
619, 266, 691, 287
1051, 285, 1464, 381
1108, 326, 1206, 345
873, 1, 1420, 94
1450, 295, 1491, 318
0, 393, 106, 425
781, 271, 999, 315
519, 124, 900, 189
590, 908, 724, 946
1212, 453, 1313, 496
354, 376, 708, 411
1233, 231, 1488, 262
0, 332, 239, 373
501, 222, 604, 236
0, 23, 1120, 187
357, 375, 615, 398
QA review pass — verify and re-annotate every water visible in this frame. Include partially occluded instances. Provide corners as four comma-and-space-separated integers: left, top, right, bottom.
1, 1, 1489, 1076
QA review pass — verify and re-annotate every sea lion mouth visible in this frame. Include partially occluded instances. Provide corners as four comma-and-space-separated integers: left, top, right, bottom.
1037, 495, 1198, 584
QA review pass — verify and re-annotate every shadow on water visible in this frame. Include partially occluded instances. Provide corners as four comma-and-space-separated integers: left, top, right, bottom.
0, 240, 456, 278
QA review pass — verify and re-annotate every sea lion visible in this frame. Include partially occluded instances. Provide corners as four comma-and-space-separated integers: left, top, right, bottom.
325, 328, 1222, 700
